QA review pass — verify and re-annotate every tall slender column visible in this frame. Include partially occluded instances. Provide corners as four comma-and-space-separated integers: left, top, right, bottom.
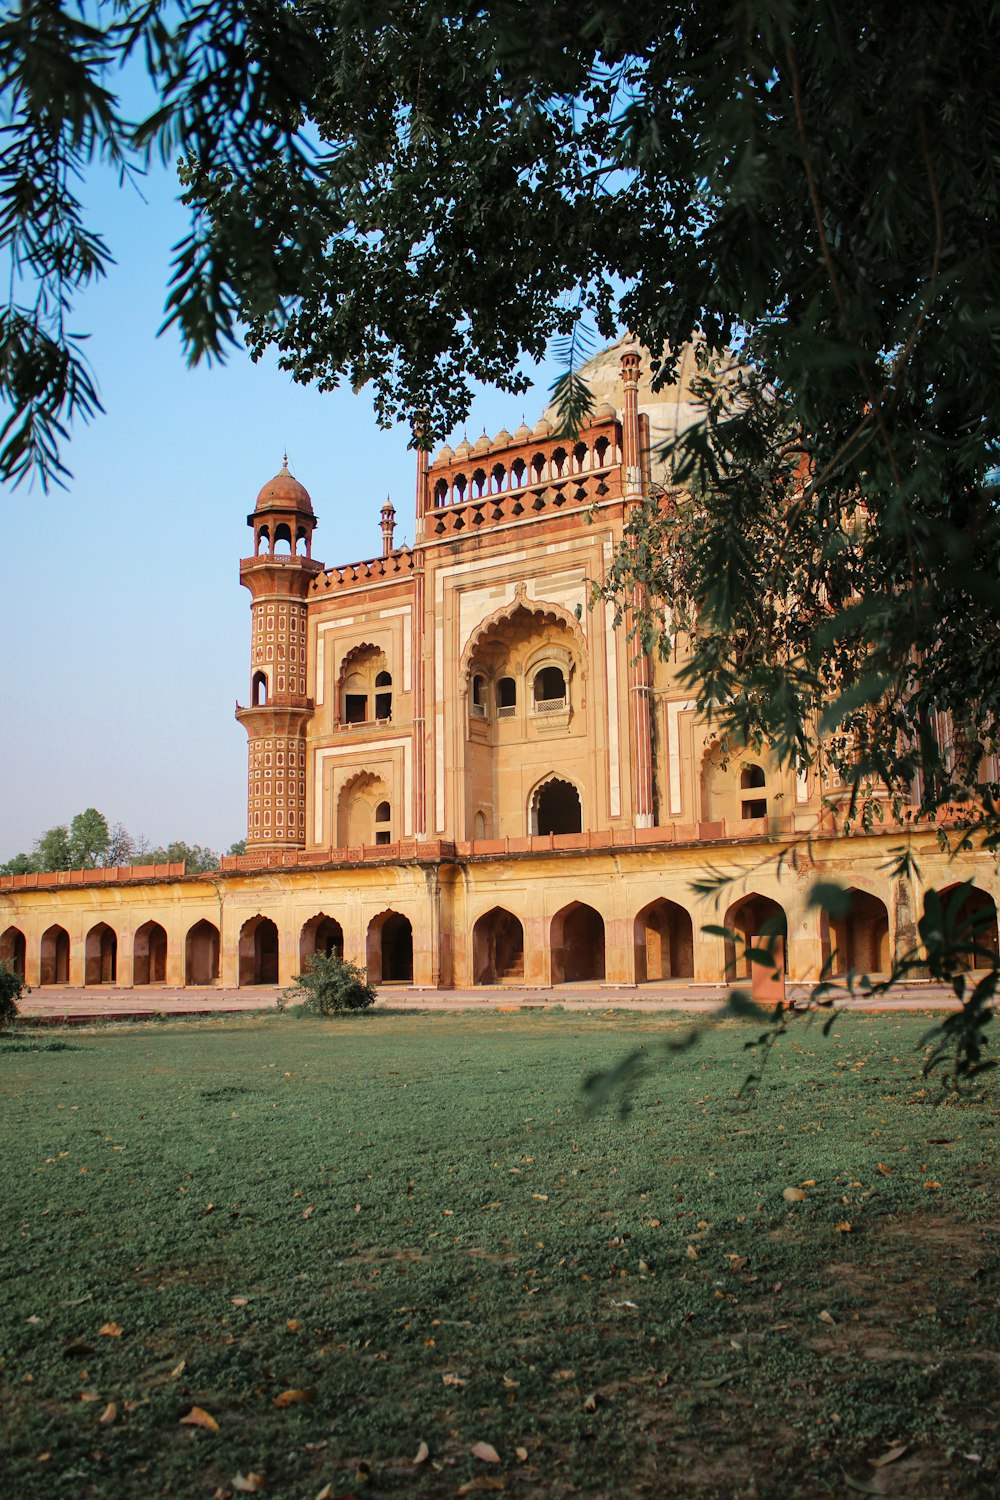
412, 443, 428, 836
620, 349, 655, 826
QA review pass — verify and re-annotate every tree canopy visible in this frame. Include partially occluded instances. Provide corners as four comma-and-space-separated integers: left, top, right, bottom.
0, 809, 241, 875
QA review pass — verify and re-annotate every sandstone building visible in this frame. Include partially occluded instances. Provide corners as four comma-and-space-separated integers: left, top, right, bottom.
3, 342, 997, 992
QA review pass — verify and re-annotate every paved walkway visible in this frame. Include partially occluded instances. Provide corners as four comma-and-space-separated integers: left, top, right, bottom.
14, 979, 961, 1023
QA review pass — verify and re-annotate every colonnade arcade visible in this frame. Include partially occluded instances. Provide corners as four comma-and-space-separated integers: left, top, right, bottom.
4, 882, 997, 990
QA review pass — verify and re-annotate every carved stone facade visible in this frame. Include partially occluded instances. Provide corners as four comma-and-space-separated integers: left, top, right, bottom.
2, 341, 998, 990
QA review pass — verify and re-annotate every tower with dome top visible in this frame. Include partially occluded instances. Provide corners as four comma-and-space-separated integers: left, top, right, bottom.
236, 459, 324, 850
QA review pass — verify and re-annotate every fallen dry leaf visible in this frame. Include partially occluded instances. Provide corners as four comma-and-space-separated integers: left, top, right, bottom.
79, 1388, 101, 1403
871, 1443, 908, 1469
98, 1402, 117, 1425
686, 1244, 699, 1260
26, 1314, 41, 1325
231, 1296, 250, 1307
783, 1187, 807, 1203
286, 1319, 303, 1332
442, 1372, 467, 1387
180, 1406, 220, 1433
98, 1323, 122, 1338
835, 1221, 853, 1233
301, 1206, 314, 1220
413, 1440, 430, 1466
876, 1162, 892, 1176
515, 1446, 528, 1462
923, 1180, 942, 1190
231, 1473, 264, 1493
582, 1393, 597, 1413
170, 1359, 187, 1379
501, 1375, 519, 1390
818, 1310, 836, 1326
272, 1389, 310, 1408
315, 1486, 334, 1500
471, 1440, 502, 1464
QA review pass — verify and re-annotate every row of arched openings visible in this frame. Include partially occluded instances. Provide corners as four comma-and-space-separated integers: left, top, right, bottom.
433, 436, 618, 506
3, 885, 998, 988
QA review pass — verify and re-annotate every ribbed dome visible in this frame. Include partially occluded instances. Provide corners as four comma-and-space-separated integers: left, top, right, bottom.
473, 431, 492, 454
532, 417, 553, 438
593, 400, 617, 419
454, 436, 473, 458
434, 443, 455, 464
493, 427, 513, 448
255, 459, 313, 513
514, 420, 532, 442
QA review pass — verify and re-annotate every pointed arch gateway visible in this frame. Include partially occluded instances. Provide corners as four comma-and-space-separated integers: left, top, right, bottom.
366, 909, 413, 984
1, 926, 26, 981
239, 914, 279, 985
186, 920, 220, 984
85, 922, 117, 985
458, 592, 587, 680
531, 776, 583, 835
723, 893, 787, 981
551, 901, 605, 983
634, 898, 694, 982
472, 907, 525, 984
133, 921, 167, 985
300, 913, 344, 968
40, 925, 70, 985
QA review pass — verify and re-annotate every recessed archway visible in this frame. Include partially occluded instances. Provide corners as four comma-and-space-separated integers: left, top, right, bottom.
300, 913, 344, 968
40, 925, 70, 985
366, 910, 413, 984
133, 920, 167, 985
1, 926, 26, 981
551, 901, 605, 983
938, 884, 999, 970
723, 893, 787, 981
85, 922, 117, 985
821, 889, 890, 977
239, 915, 279, 985
531, 777, 582, 836
472, 907, 525, 984
185, 920, 220, 985
634, 898, 694, 982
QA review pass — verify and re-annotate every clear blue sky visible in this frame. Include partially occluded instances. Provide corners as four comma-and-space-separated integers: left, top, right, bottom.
0, 151, 558, 861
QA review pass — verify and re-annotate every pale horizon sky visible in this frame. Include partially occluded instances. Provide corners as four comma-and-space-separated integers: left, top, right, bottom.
0, 151, 560, 863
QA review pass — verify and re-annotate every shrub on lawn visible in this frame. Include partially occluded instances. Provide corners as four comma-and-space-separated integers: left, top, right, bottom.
280, 952, 376, 1015
0, 960, 22, 1029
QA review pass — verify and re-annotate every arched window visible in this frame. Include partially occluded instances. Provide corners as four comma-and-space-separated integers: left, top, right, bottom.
551, 446, 567, 477
434, 478, 449, 507
374, 800, 392, 845
497, 677, 517, 716
740, 764, 767, 819
256, 526, 270, 555
252, 670, 268, 707
471, 673, 487, 718
533, 665, 567, 712
374, 670, 392, 721
273, 522, 292, 554
531, 777, 582, 835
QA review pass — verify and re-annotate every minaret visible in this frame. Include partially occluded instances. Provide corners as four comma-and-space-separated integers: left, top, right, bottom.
620, 349, 655, 827
236, 459, 324, 850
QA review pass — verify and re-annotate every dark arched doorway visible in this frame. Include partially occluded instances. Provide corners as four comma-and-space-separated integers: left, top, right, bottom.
1, 926, 26, 981
185, 920, 220, 984
472, 907, 525, 984
133, 920, 167, 984
821, 889, 890, 977
239, 915, 279, 985
551, 902, 605, 983
85, 922, 117, 985
300, 913, 344, 968
366, 910, 413, 984
938, 884, 999, 970
40, 925, 70, 985
634, 899, 694, 982
724, 894, 787, 981
533, 778, 582, 835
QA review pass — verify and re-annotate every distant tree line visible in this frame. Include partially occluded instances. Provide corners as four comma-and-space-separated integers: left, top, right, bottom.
0, 809, 245, 876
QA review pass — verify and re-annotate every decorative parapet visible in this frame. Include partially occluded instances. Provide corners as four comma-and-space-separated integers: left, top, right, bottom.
1, 861, 187, 891
310, 547, 416, 595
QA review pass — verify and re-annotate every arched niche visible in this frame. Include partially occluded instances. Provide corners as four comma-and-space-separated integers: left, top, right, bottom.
634, 898, 694, 982
723, 893, 787, 981
1, 925, 26, 981
239, 914, 279, 985
186, 920, 220, 985
133, 920, 167, 985
472, 907, 525, 984
366, 910, 413, 984
531, 776, 582, 835
85, 922, 117, 985
40, 925, 70, 985
300, 913, 344, 968
820, 888, 890, 977
551, 901, 605, 983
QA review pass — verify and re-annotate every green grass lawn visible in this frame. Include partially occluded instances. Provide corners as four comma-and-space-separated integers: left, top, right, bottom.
1, 1010, 997, 1498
